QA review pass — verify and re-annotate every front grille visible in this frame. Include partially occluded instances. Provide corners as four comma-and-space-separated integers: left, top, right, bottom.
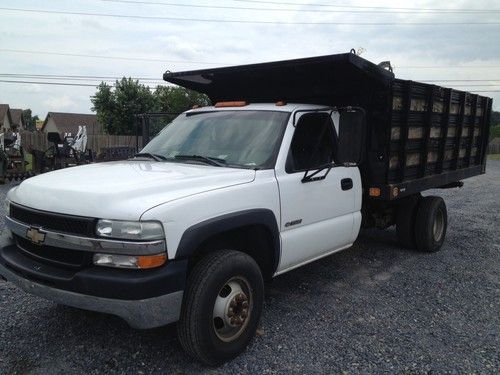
15, 234, 93, 269
10, 203, 96, 237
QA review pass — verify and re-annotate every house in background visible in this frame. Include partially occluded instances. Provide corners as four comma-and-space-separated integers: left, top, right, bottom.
42, 112, 103, 136
35, 119, 44, 131
10, 109, 25, 131
0, 104, 12, 133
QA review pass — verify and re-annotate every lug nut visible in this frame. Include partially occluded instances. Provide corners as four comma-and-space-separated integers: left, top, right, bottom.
242, 301, 249, 308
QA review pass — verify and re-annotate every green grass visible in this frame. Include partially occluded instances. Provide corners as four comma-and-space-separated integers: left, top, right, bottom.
488, 154, 500, 160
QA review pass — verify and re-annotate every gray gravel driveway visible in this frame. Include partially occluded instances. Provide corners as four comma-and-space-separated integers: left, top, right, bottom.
0, 161, 499, 374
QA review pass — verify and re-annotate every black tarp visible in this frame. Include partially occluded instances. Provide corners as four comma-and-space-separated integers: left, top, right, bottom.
163, 53, 395, 105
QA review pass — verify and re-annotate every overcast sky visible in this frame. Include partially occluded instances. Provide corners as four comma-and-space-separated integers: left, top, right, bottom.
0, 0, 499, 118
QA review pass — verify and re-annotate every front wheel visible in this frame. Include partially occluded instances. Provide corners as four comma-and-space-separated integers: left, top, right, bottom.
177, 250, 264, 366
414, 196, 448, 252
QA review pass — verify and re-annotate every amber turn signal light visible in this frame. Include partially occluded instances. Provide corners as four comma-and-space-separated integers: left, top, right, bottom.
137, 253, 168, 269
369, 187, 381, 197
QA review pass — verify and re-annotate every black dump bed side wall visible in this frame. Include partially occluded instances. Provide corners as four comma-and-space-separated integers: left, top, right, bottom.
365, 79, 492, 200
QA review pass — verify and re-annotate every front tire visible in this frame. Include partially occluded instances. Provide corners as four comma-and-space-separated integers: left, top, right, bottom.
414, 196, 448, 252
177, 250, 264, 366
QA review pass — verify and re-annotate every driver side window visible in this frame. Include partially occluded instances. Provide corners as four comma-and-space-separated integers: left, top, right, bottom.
286, 112, 336, 173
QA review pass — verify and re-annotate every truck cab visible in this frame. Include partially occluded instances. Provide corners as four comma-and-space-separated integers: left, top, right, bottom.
0, 102, 365, 364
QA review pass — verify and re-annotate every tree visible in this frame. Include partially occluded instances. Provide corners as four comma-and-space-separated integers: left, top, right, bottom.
491, 110, 500, 128
91, 78, 156, 135
91, 78, 210, 135
154, 86, 210, 113
22, 109, 39, 132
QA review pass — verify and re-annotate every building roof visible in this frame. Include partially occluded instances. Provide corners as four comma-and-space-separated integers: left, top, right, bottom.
10, 109, 24, 126
0, 104, 12, 125
42, 112, 103, 134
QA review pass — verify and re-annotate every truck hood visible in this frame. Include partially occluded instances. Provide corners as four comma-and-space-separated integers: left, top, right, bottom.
9, 161, 255, 220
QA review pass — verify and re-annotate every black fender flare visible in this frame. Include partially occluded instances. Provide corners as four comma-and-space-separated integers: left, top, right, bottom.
175, 209, 281, 274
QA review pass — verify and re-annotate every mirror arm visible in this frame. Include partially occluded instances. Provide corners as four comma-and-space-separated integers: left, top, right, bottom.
301, 163, 333, 183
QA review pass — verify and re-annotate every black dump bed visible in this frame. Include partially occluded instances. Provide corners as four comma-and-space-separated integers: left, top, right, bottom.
164, 53, 492, 201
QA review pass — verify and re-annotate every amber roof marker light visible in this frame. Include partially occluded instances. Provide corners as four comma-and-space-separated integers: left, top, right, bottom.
214, 101, 248, 108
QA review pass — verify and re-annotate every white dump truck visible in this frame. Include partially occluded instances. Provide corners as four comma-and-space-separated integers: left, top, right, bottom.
0, 52, 492, 365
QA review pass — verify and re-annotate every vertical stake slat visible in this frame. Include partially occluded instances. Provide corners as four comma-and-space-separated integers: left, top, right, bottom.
452, 92, 466, 170
420, 85, 434, 178
464, 95, 478, 167
437, 88, 452, 174
479, 98, 492, 170
398, 80, 412, 182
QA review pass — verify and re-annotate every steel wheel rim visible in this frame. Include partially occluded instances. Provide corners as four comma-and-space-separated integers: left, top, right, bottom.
212, 276, 252, 342
433, 209, 445, 242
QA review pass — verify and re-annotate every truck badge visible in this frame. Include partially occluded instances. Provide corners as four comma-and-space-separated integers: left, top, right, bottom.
26, 227, 46, 245
285, 219, 303, 228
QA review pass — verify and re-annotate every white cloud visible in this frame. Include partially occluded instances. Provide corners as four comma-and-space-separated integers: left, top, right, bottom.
42, 95, 77, 111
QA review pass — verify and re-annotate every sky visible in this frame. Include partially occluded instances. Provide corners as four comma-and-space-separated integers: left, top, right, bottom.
0, 0, 499, 118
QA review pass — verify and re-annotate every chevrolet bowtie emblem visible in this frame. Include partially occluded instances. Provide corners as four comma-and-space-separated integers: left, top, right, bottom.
26, 227, 46, 245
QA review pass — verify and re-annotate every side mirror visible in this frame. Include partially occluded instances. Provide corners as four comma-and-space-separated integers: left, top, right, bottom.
334, 107, 366, 166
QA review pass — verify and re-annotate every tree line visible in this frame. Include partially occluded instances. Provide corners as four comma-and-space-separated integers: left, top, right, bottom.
91, 78, 209, 135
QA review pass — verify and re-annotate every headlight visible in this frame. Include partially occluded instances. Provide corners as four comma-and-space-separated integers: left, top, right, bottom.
96, 219, 164, 240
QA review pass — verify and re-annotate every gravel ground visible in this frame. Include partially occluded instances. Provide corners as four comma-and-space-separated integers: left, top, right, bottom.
0, 161, 499, 374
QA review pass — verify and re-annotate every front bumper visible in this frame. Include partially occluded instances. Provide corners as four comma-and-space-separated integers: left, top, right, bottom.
0, 231, 187, 329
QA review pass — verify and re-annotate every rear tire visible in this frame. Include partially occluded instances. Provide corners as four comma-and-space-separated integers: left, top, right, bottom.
414, 196, 447, 252
177, 250, 264, 366
396, 194, 421, 249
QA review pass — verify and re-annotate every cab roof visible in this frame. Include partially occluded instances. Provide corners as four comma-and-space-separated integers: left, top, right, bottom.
163, 53, 395, 105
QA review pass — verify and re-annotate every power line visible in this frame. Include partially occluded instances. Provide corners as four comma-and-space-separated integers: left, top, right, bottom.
0, 79, 104, 87
421, 79, 500, 82
434, 84, 500, 87
1, 79, 499, 93
0, 48, 221, 65
0, 73, 164, 82
2, 7, 500, 25
395, 66, 500, 69
97, 0, 500, 14
0, 79, 165, 89
3, 73, 500, 84
2, 49, 499, 71
233, 0, 500, 12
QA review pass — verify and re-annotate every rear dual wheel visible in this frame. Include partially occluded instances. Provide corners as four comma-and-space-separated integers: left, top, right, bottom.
414, 196, 447, 252
396, 195, 447, 252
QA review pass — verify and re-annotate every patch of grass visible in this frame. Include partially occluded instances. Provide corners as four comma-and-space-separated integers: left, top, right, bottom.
488, 154, 500, 160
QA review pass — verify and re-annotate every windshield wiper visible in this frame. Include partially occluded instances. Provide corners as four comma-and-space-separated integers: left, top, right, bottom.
134, 152, 168, 162
174, 154, 226, 167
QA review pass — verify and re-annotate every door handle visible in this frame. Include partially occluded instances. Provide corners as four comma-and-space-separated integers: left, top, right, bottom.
341, 178, 353, 191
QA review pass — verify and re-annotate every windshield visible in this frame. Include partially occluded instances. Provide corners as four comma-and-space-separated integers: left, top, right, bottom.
140, 110, 289, 169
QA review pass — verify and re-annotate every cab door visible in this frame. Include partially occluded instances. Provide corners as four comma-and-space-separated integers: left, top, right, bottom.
275, 111, 357, 272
